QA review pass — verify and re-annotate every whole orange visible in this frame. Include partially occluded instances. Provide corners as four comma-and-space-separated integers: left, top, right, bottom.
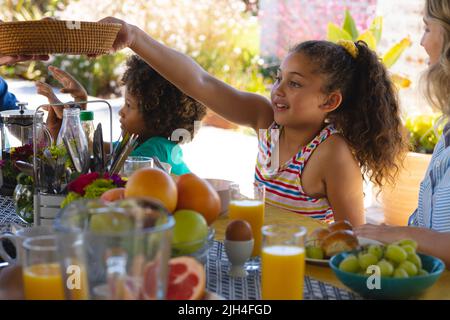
125, 168, 178, 212
176, 173, 220, 225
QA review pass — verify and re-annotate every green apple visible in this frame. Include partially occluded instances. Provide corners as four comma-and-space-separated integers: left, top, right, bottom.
172, 209, 208, 255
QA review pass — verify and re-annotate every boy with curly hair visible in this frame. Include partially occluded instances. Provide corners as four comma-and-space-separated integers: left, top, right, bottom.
37, 55, 206, 175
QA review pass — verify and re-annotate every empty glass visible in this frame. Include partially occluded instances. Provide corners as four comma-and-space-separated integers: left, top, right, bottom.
122, 156, 154, 177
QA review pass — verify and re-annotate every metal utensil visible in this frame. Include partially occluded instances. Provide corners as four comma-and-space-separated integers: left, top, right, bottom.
93, 123, 105, 173
109, 134, 139, 175
152, 156, 168, 173
15, 160, 34, 176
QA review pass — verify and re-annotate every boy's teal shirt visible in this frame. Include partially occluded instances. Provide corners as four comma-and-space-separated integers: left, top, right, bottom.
129, 136, 190, 175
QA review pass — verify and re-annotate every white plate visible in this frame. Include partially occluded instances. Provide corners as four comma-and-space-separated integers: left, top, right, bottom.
305, 237, 382, 266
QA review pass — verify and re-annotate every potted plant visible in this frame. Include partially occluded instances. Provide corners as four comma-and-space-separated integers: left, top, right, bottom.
380, 113, 444, 225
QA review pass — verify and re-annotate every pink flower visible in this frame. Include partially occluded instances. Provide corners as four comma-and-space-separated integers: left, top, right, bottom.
68, 172, 100, 195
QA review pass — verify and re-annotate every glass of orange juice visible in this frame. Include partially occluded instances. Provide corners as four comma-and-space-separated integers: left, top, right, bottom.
22, 235, 65, 300
228, 182, 265, 271
261, 225, 307, 300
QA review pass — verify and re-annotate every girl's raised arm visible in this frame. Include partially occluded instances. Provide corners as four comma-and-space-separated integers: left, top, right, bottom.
98, 17, 274, 131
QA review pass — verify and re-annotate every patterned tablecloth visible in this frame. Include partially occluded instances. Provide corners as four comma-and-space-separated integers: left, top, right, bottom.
205, 240, 360, 300
0, 195, 359, 300
0, 195, 27, 233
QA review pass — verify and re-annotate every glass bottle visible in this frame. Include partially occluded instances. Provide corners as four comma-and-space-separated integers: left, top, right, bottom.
56, 107, 89, 173
80, 110, 94, 158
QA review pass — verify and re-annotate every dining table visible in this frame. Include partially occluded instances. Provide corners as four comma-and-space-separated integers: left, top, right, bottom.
1, 194, 449, 300
211, 203, 450, 300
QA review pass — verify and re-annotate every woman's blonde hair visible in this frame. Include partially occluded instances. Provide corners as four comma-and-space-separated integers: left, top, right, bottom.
423, 0, 450, 117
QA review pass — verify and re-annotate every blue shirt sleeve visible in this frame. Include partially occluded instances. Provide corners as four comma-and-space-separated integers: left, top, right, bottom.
0, 77, 18, 111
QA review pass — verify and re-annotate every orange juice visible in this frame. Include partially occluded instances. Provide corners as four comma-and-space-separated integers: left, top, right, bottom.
23, 263, 65, 300
228, 199, 264, 256
261, 245, 305, 300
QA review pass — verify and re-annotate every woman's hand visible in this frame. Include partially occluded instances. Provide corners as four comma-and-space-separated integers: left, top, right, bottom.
354, 224, 406, 244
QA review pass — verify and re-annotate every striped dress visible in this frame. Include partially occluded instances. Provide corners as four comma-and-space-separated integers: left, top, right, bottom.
409, 122, 450, 232
255, 122, 338, 223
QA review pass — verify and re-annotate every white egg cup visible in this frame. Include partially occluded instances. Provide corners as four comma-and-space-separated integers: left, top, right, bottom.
224, 239, 254, 278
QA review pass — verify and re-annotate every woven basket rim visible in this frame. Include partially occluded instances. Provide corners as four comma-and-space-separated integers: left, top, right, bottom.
0, 20, 122, 28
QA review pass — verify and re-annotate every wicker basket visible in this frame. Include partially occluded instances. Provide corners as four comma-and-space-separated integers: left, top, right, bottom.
0, 20, 121, 55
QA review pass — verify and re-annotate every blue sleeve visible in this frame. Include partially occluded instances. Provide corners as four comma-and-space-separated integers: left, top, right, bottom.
0, 77, 18, 111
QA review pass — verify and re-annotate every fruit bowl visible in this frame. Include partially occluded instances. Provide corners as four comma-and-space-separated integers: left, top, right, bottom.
329, 251, 445, 299
171, 227, 215, 264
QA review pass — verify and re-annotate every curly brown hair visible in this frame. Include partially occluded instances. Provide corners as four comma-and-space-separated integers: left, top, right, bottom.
291, 40, 408, 188
121, 55, 206, 143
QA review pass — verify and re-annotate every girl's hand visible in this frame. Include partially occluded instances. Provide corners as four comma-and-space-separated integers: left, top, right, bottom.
96, 17, 137, 52
354, 224, 405, 244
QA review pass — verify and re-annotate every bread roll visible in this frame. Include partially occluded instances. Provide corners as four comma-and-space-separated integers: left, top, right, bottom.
322, 230, 359, 257
307, 228, 331, 246
328, 220, 353, 233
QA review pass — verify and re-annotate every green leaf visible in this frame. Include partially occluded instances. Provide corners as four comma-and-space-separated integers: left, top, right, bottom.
343, 10, 359, 40
382, 37, 412, 68
369, 17, 383, 45
326, 23, 352, 42
357, 30, 377, 51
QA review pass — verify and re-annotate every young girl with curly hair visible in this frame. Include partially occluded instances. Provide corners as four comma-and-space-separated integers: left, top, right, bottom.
37, 55, 206, 175
94, 17, 408, 226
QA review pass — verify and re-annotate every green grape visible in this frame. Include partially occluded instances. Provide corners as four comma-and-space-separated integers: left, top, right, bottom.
368, 244, 384, 260
385, 244, 408, 264
393, 268, 409, 278
306, 246, 324, 260
396, 239, 418, 250
339, 255, 360, 273
407, 253, 423, 270
377, 259, 394, 277
401, 245, 416, 255
418, 269, 429, 276
398, 260, 418, 276
358, 252, 379, 271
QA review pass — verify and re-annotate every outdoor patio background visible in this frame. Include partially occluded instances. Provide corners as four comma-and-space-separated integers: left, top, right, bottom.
2, 0, 432, 225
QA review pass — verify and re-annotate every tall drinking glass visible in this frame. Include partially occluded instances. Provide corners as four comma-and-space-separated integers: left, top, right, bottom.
22, 235, 65, 300
261, 225, 307, 300
228, 182, 265, 271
